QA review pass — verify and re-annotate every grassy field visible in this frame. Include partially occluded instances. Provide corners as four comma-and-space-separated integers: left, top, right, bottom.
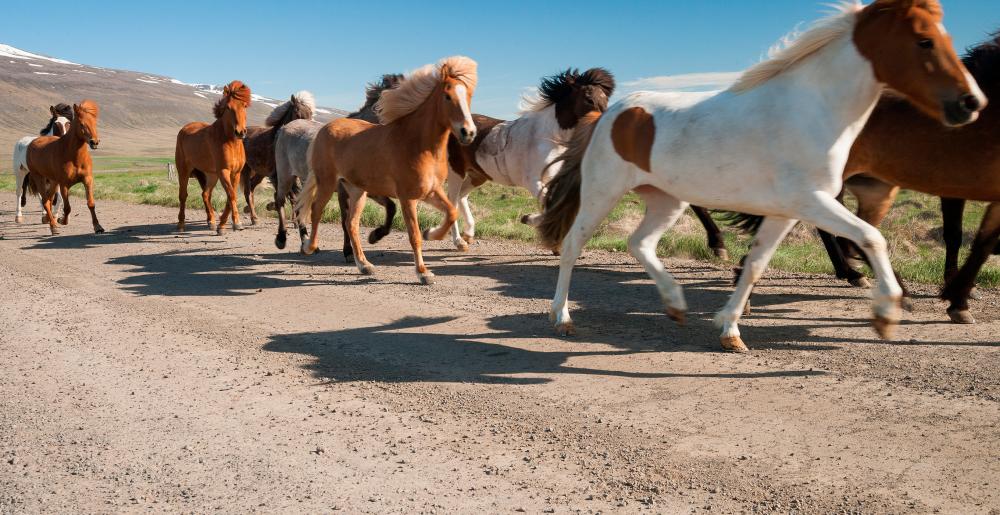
2, 159, 997, 288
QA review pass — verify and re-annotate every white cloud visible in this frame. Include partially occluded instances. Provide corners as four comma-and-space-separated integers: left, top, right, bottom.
622, 72, 741, 93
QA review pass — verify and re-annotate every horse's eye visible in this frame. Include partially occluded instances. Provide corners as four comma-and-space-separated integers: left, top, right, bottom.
918, 38, 934, 49
444, 93, 451, 101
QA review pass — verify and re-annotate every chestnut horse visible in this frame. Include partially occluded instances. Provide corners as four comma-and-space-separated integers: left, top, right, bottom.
537, 0, 984, 352
24, 100, 104, 235
174, 81, 251, 234
296, 56, 478, 284
729, 30, 1000, 324
12, 103, 72, 223
237, 91, 315, 226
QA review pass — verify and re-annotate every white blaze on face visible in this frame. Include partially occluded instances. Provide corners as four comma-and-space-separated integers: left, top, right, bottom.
965, 70, 988, 114
453, 84, 475, 139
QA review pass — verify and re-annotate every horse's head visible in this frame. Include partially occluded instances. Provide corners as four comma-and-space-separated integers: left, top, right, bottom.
48, 104, 72, 137
537, 68, 616, 130
439, 58, 478, 145
73, 101, 100, 149
854, 0, 986, 126
214, 81, 252, 139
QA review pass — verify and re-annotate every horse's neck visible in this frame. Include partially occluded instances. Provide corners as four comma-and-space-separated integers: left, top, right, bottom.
392, 98, 451, 159
778, 36, 883, 138
58, 123, 88, 163
520, 104, 570, 144
210, 117, 241, 145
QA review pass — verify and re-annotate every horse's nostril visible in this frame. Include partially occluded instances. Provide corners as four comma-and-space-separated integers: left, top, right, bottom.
961, 94, 982, 113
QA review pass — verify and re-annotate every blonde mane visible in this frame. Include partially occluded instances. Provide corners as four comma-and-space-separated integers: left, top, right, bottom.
730, 2, 862, 93
375, 56, 478, 124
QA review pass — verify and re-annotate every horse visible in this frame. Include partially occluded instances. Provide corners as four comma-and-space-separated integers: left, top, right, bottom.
423, 68, 615, 252
536, 0, 985, 353
24, 100, 106, 235
12, 104, 72, 223
728, 29, 1000, 325
296, 56, 478, 284
237, 91, 315, 226
271, 75, 402, 251
174, 80, 252, 234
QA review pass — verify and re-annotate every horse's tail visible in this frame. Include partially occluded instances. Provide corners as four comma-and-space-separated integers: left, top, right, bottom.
717, 212, 765, 235
295, 171, 319, 227
537, 111, 602, 250
21, 174, 32, 206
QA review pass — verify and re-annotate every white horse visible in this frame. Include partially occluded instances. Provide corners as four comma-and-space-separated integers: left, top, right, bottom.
536, 0, 986, 353
430, 68, 615, 250
12, 105, 72, 223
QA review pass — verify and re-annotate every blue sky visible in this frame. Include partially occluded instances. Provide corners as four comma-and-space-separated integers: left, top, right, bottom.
2, 1, 999, 118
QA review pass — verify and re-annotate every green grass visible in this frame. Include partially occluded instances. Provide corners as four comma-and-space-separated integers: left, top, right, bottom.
3, 163, 997, 288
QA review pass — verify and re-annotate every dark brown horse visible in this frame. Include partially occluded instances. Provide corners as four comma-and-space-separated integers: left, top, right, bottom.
337, 74, 403, 263
25, 100, 104, 235
174, 81, 251, 234
238, 91, 315, 225
724, 30, 999, 324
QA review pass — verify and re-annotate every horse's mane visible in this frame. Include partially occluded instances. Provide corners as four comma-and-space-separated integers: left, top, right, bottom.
375, 56, 478, 124
348, 74, 404, 122
213, 80, 252, 119
963, 30, 1000, 94
76, 100, 99, 117
521, 68, 617, 113
730, 2, 862, 93
266, 90, 315, 127
40, 103, 73, 135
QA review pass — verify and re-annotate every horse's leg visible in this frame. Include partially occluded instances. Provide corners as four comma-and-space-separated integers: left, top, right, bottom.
83, 175, 104, 234
690, 206, 729, 260
941, 197, 966, 283
274, 173, 293, 249
421, 184, 459, 243
337, 181, 355, 264
290, 177, 306, 242
401, 199, 435, 285
715, 216, 798, 352
941, 201, 1000, 324
431, 171, 472, 250
202, 175, 218, 231
177, 168, 190, 231
630, 188, 690, 323
243, 172, 264, 226
368, 196, 397, 245
344, 185, 373, 275
14, 165, 24, 224
818, 228, 869, 287
301, 178, 336, 256
42, 183, 59, 235
216, 169, 241, 234
797, 192, 903, 339
57, 185, 70, 225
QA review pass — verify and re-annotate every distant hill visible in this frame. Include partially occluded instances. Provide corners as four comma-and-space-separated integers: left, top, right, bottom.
0, 44, 348, 170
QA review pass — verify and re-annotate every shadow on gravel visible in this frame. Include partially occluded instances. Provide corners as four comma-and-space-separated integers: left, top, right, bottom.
263, 315, 828, 384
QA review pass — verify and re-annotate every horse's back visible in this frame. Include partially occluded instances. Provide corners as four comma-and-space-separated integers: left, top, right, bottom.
276, 120, 321, 181
25, 136, 59, 171
13, 136, 36, 172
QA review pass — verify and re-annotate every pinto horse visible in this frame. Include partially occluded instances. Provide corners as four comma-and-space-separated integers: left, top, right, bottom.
537, 0, 985, 353
174, 80, 251, 234
25, 100, 105, 235
12, 104, 72, 223
296, 56, 478, 284
237, 91, 315, 226
426, 68, 615, 251
728, 30, 1000, 324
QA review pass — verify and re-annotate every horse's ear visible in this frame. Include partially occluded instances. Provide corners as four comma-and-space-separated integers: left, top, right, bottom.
72, 103, 80, 116
49, 105, 56, 116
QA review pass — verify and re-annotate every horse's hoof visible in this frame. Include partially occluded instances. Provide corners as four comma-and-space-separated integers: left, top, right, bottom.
49, 227, 59, 236
41, 216, 49, 224
418, 272, 435, 285
666, 307, 686, 326
555, 321, 576, 337
901, 297, 915, 313
300, 243, 315, 256
455, 241, 470, 252
360, 264, 376, 275
208, 223, 217, 232
720, 336, 749, 353
713, 248, 729, 261
275, 232, 287, 250
742, 302, 752, 316
243, 205, 251, 214
344, 253, 355, 264
872, 315, 897, 340
177, 224, 185, 232
57, 217, 67, 225
968, 288, 981, 301
233, 223, 244, 231
266, 202, 276, 211
520, 214, 531, 225
94, 225, 105, 234
947, 308, 976, 324
552, 250, 561, 257
216, 227, 225, 236
461, 234, 474, 245
14, 215, 24, 224
849, 276, 872, 288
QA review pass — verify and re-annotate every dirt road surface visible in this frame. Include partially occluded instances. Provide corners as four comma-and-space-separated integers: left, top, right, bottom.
1, 198, 998, 514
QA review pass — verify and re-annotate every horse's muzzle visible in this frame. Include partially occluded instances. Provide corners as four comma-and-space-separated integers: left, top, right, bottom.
458, 127, 476, 145
943, 94, 986, 127
236, 130, 247, 139
88, 140, 100, 150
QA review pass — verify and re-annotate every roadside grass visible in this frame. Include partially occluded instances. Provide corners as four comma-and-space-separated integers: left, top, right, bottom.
1, 165, 997, 288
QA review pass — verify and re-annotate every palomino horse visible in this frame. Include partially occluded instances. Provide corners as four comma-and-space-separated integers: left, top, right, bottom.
425, 68, 615, 251
237, 91, 315, 226
537, 0, 985, 353
25, 100, 106, 235
296, 56, 478, 284
174, 81, 251, 234
12, 104, 72, 223
729, 30, 1000, 324
271, 76, 402, 251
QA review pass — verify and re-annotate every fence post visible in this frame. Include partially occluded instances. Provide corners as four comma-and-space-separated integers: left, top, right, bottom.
167, 162, 176, 181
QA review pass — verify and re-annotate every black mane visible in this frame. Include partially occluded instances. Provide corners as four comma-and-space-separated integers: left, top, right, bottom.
963, 31, 1000, 94
40, 103, 73, 136
348, 73, 404, 123
537, 68, 616, 107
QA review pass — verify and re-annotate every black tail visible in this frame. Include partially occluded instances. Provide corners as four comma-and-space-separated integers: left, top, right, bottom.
717, 211, 765, 235
20, 174, 30, 207
537, 111, 602, 250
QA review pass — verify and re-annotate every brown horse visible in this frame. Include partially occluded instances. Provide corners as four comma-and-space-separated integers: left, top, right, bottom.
174, 81, 251, 234
238, 91, 315, 226
727, 30, 998, 324
25, 100, 104, 235
296, 56, 478, 284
